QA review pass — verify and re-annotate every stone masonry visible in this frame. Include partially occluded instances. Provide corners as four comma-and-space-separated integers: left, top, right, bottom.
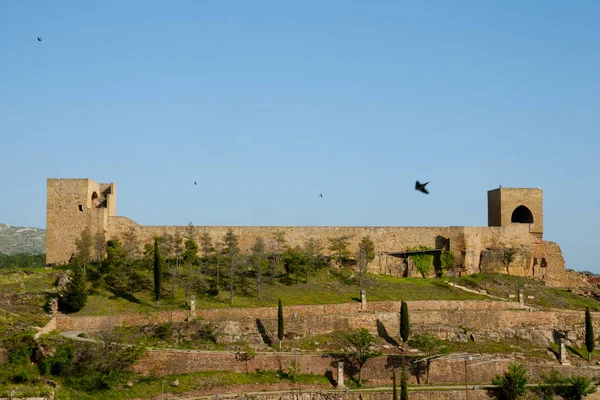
46, 178, 578, 288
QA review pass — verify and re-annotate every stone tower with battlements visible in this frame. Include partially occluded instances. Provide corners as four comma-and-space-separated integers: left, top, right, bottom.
46, 178, 116, 264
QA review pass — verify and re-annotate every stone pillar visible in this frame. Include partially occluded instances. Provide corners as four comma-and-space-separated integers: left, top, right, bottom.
360, 290, 367, 312
189, 295, 196, 320
518, 289, 524, 306
559, 338, 570, 365
337, 362, 345, 389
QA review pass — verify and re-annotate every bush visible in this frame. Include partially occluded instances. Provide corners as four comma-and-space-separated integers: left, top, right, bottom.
3, 331, 37, 365
407, 246, 434, 278
39, 343, 75, 376
155, 323, 172, 340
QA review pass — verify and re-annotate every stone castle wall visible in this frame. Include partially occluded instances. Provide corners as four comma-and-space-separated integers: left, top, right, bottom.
46, 179, 575, 288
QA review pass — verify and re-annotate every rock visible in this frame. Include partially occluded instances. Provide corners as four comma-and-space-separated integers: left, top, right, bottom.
171, 379, 179, 387
567, 331, 578, 341
503, 328, 516, 339
127, 381, 134, 387
530, 331, 549, 348
458, 333, 468, 342
383, 344, 392, 349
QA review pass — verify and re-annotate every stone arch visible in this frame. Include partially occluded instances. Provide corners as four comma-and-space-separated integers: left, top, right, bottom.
511, 205, 534, 224
91, 191, 99, 208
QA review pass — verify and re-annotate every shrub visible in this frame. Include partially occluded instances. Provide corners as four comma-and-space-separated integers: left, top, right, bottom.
155, 323, 172, 340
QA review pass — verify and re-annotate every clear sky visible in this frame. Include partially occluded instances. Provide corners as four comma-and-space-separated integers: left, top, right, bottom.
1, 1, 599, 272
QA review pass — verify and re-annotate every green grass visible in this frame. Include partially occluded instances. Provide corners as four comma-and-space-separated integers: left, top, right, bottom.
75, 267, 485, 316
53, 370, 331, 400
0, 267, 57, 334
456, 273, 600, 311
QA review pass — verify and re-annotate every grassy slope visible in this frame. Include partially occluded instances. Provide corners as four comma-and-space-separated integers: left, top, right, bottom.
0, 268, 57, 334
456, 273, 600, 311
77, 268, 485, 316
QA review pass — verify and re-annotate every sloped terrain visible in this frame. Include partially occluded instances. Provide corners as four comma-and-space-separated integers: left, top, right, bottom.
0, 223, 45, 255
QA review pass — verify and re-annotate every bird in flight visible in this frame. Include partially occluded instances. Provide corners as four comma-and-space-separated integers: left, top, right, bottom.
319, 193, 323, 198
37, 37, 42, 41
194, 181, 197, 186
415, 180, 430, 194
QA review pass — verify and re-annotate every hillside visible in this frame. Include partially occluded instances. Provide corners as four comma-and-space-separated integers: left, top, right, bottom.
0, 223, 45, 255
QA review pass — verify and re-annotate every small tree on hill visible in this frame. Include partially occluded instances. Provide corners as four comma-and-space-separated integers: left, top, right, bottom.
328, 236, 351, 268
59, 265, 88, 313
400, 301, 410, 349
585, 307, 595, 362
93, 231, 106, 263
392, 369, 398, 400
277, 298, 284, 349
153, 237, 162, 308
491, 362, 528, 400
502, 248, 517, 275
223, 228, 240, 305
251, 237, 267, 299
400, 362, 408, 400
408, 333, 444, 383
73, 228, 93, 275
342, 328, 382, 386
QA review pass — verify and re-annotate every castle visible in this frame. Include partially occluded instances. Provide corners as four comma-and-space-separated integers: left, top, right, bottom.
46, 178, 574, 288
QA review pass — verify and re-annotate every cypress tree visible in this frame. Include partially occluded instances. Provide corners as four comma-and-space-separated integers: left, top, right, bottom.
277, 298, 284, 349
400, 362, 408, 400
585, 307, 595, 362
59, 265, 88, 312
400, 301, 410, 346
392, 369, 398, 400
154, 238, 162, 307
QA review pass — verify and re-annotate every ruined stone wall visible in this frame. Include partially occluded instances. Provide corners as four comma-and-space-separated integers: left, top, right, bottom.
53, 301, 600, 349
105, 217, 567, 282
46, 179, 572, 288
131, 349, 600, 387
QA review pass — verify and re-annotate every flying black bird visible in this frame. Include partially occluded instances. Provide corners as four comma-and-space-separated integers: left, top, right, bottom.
319, 193, 323, 198
194, 181, 197, 185
37, 37, 42, 41
415, 180, 430, 194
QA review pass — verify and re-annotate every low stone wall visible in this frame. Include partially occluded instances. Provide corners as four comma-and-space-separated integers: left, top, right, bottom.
53, 300, 525, 332
132, 348, 600, 386
34, 317, 56, 339
206, 390, 494, 400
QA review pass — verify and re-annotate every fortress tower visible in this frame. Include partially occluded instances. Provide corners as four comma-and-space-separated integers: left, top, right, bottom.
46, 178, 116, 264
487, 187, 543, 238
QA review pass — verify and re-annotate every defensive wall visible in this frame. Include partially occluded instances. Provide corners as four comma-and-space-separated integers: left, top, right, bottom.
46, 178, 578, 288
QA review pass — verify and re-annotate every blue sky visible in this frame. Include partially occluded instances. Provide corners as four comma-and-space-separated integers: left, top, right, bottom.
1, 1, 599, 272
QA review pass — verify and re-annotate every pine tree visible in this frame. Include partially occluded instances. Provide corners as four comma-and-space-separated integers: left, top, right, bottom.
59, 265, 88, 312
392, 369, 398, 400
400, 301, 410, 347
400, 362, 408, 400
585, 307, 595, 362
277, 298, 284, 349
154, 237, 162, 307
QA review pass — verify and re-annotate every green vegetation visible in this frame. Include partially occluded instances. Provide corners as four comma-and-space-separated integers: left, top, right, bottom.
491, 362, 528, 400
0, 252, 46, 268
456, 273, 600, 311
277, 298, 284, 349
342, 328, 382, 386
58, 265, 88, 313
406, 245, 434, 277
400, 363, 408, 400
585, 307, 594, 361
400, 300, 410, 345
